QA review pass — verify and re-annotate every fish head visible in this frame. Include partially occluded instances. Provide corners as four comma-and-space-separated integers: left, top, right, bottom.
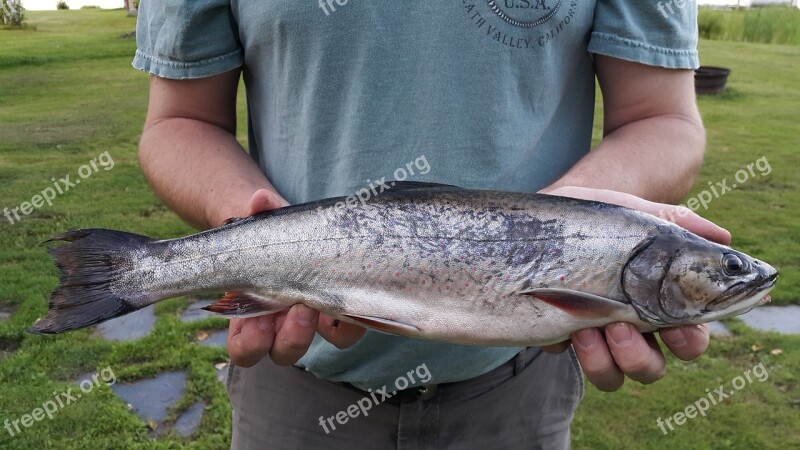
621, 231, 778, 326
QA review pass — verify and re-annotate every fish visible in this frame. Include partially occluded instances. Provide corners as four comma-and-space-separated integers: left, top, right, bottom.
29, 182, 778, 346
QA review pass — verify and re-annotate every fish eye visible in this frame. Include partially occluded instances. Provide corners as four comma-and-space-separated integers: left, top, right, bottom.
722, 254, 745, 276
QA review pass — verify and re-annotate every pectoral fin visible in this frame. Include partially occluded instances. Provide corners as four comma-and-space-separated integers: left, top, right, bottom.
520, 288, 631, 318
343, 314, 420, 336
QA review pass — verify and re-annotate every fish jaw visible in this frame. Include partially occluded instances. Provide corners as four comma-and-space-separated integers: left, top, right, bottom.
689, 276, 778, 324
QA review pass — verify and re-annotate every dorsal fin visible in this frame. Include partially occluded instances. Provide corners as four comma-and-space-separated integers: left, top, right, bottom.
222, 216, 245, 226
387, 181, 462, 191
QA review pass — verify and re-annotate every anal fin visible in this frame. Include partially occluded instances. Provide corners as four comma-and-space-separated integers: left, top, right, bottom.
343, 314, 420, 337
203, 292, 291, 318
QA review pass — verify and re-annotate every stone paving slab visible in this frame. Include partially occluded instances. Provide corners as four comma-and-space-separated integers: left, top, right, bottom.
110, 371, 187, 426
707, 321, 733, 337
96, 304, 156, 342
198, 330, 228, 348
174, 401, 205, 437
739, 305, 800, 335
180, 299, 216, 323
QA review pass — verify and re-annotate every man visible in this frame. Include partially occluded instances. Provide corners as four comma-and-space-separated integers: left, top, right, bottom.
133, 1, 728, 448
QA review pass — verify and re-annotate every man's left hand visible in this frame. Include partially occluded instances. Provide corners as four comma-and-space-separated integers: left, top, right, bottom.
538, 186, 731, 392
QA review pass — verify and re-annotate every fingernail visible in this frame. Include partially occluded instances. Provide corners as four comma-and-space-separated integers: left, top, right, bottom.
573, 329, 596, 349
608, 323, 633, 345
296, 306, 316, 327
257, 316, 271, 330
660, 327, 688, 347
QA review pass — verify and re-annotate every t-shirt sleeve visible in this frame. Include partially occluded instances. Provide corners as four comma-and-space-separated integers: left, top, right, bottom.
588, 0, 699, 69
132, 0, 243, 79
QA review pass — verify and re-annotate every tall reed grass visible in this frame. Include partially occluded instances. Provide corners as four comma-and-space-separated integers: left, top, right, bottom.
699, 6, 800, 45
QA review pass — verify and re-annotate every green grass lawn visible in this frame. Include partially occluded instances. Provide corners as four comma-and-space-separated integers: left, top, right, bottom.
1, 9, 798, 450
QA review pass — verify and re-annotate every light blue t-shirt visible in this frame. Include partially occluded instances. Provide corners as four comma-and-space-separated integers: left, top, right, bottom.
133, 0, 698, 390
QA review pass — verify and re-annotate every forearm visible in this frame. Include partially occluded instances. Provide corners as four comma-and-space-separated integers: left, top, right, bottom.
544, 114, 705, 203
139, 119, 276, 229
544, 56, 706, 203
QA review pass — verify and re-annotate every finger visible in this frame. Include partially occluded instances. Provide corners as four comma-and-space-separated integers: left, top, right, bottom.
656, 205, 731, 245
659, 324, 710, 361
604, 194, 731, 246
540, 341, 570, 353
605, 323, 666, 385
570, 328, 624, 392
317, 314, 366, 349
270, 304, 319, 366
227, 315, 276, 368
541, 187, 731, 245
248, 188, 289, 215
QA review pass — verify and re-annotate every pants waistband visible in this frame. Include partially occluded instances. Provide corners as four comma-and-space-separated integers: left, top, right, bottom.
333, 347, 540, 403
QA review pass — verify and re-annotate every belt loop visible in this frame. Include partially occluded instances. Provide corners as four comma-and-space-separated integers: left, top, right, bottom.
514, 347, 526, 376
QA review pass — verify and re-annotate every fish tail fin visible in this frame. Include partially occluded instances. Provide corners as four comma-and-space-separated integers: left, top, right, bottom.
29, 229, 155, 335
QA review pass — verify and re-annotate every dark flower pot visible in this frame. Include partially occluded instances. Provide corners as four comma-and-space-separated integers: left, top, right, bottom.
695, 66, 731, 95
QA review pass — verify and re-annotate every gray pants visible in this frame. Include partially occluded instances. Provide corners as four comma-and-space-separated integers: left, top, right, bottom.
228, 347, 583, 449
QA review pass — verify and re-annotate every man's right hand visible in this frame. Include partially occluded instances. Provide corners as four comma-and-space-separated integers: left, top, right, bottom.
226, 189, 367, 368
136, 72, 361, 367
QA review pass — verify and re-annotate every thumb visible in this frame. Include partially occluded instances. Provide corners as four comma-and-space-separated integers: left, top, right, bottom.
248, 189, 290, 215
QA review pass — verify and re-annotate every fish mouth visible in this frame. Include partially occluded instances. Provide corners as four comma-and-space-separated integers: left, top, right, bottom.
704, 271, 778, 316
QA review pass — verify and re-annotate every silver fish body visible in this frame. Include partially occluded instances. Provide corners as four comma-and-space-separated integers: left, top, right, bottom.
31, 184, 778, 345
